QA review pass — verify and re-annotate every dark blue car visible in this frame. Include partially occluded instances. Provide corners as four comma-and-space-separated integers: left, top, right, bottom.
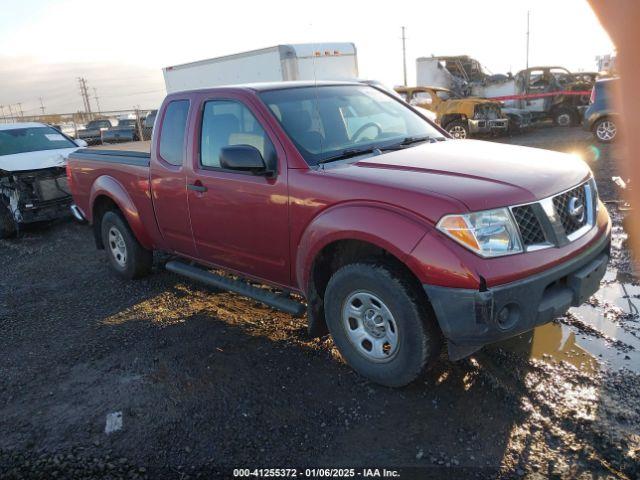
101, 119, 140, 144
583, 78, 619, 143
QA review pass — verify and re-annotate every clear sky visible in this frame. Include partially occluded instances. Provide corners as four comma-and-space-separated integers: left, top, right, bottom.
0, 0, 614, 116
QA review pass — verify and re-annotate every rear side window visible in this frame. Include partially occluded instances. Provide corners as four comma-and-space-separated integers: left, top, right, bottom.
159, 100, 189, 166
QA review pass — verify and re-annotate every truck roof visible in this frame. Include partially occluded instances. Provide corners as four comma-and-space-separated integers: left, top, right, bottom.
166, 80, 363, 96
163, 43, 356, 72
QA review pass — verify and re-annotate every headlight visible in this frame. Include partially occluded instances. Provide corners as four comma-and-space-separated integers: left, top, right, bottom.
436, 208, 522, 257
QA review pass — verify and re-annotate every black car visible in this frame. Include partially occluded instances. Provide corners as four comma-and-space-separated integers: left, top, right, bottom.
583, 78, 619, 143
76, 119, 114, 145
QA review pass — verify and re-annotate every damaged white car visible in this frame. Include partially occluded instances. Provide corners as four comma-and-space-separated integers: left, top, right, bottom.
0, 123, 87, 238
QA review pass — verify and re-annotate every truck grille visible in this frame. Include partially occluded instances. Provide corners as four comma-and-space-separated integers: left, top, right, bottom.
553, 184, 588, 235
512, 204, 546, 245
509, 179, 597, 251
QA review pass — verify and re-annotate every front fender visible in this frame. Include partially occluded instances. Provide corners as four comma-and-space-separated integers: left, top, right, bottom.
90, 175, 153, 249
295, 202, 429, 291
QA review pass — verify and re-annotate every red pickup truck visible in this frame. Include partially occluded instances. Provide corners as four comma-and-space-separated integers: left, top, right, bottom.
67, 82, 611, 387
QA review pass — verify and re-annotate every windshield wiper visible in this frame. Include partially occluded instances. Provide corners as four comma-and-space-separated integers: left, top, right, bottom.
393, 135, 434, 147
317, 136, 438, 166
317, 147, 380, 165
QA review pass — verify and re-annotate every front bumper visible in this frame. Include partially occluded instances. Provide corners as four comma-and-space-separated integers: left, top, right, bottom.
424, 231, 610, 360
469, 118, 509, 134
18, 197, 73, 224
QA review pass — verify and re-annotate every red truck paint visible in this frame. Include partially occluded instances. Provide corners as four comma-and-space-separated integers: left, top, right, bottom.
68, 85, 611, 291
67, 82, 611, 376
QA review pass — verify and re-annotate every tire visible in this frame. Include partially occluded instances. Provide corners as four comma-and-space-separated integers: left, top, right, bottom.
100, 211, 152, 279
553, 107, 575, 127
324, 262, 442, 387
0, 204, 17, 239
593, 117, 617, 143
445, 119, 469, 139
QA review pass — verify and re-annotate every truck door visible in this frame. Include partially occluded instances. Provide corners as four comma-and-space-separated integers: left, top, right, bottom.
149, 98, 198, 256
523, 69, 547, 113
186, 95, 290, 287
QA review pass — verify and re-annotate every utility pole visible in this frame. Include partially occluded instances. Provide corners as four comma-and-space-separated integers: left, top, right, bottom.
401, 26, 408, 86
8, 104, 15, 122
39, 97, 46, 115
93, 87, 102, 115
525, 10, 530, 70
77, 77, 93, 118
17, 102, 24, 117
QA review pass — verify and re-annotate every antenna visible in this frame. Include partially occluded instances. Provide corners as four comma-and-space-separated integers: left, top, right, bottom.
525, 10, 530, 70
401, 26, 408, 86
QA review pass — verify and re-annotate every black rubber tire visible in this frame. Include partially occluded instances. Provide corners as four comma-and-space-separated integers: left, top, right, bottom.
593, 117, 617, 144
324, 262, 442, 387
0, 204, 17, 239
101, 211, 152, 279
445, 119, 469, 139
553, 107, 576, 127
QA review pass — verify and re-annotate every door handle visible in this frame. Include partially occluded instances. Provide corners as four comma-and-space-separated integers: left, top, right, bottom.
188, 181, 207, 193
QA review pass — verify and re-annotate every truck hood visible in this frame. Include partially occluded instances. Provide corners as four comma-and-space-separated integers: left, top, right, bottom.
0, 147, 79, 173
329, 139, 591, 212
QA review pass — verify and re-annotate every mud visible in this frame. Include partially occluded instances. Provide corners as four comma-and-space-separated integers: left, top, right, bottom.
1, 126, 638, 479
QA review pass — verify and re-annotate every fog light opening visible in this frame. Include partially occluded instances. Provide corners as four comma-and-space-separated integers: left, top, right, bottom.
497, 303, 520, 330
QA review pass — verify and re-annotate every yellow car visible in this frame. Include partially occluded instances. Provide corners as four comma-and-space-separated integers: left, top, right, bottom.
395, 86, 509, 139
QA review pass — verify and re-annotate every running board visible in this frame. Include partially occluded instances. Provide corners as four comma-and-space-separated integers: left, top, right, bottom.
165, 260, 306, 317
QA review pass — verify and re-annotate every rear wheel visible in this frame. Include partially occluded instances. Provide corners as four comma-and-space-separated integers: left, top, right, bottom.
324, 263, 441, 387
593, 117, 617, 143
101, 211, 152, 279
445, 120, 469, 139
553, 107, 575, 127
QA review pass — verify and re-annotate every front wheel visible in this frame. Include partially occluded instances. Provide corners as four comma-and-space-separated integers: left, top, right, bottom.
445, 120, 469, 139
324, 263, 441, 387
0, 204, 16, 239
593, 117, 617, 143
101, 211, 152, 279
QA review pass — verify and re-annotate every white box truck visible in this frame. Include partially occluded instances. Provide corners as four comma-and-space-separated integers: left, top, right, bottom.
163, 43, 358, 93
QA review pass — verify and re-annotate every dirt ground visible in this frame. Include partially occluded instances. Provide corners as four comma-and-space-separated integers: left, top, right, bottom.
1, 126, 638, 479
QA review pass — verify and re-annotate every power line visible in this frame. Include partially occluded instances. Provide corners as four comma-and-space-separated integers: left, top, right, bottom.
93, 87, 101, 114
77, 77, 93, 116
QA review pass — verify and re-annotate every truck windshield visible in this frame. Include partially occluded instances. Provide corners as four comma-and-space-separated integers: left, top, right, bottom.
0, 126, 77, 156
259, 85, 444, 165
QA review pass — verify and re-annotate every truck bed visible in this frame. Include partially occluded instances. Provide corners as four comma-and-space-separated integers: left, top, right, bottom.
91, 140, 151, 154
74, 147, 150, 167
66, 147, 154, 231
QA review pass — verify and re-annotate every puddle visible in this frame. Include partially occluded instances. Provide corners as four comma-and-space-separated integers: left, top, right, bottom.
498, 266, 640, 374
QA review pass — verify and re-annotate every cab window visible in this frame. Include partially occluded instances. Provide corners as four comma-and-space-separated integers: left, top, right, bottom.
200, 100, 276, 170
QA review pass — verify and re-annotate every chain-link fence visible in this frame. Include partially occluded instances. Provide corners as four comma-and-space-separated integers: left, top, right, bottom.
0, 108, 157, 144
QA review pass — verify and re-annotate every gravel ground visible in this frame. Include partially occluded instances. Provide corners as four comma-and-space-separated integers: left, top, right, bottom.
1, 126, 638, 479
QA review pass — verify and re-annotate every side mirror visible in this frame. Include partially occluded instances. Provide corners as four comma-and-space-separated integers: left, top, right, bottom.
220, 145, 268, 174
75, 139, 88, 147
